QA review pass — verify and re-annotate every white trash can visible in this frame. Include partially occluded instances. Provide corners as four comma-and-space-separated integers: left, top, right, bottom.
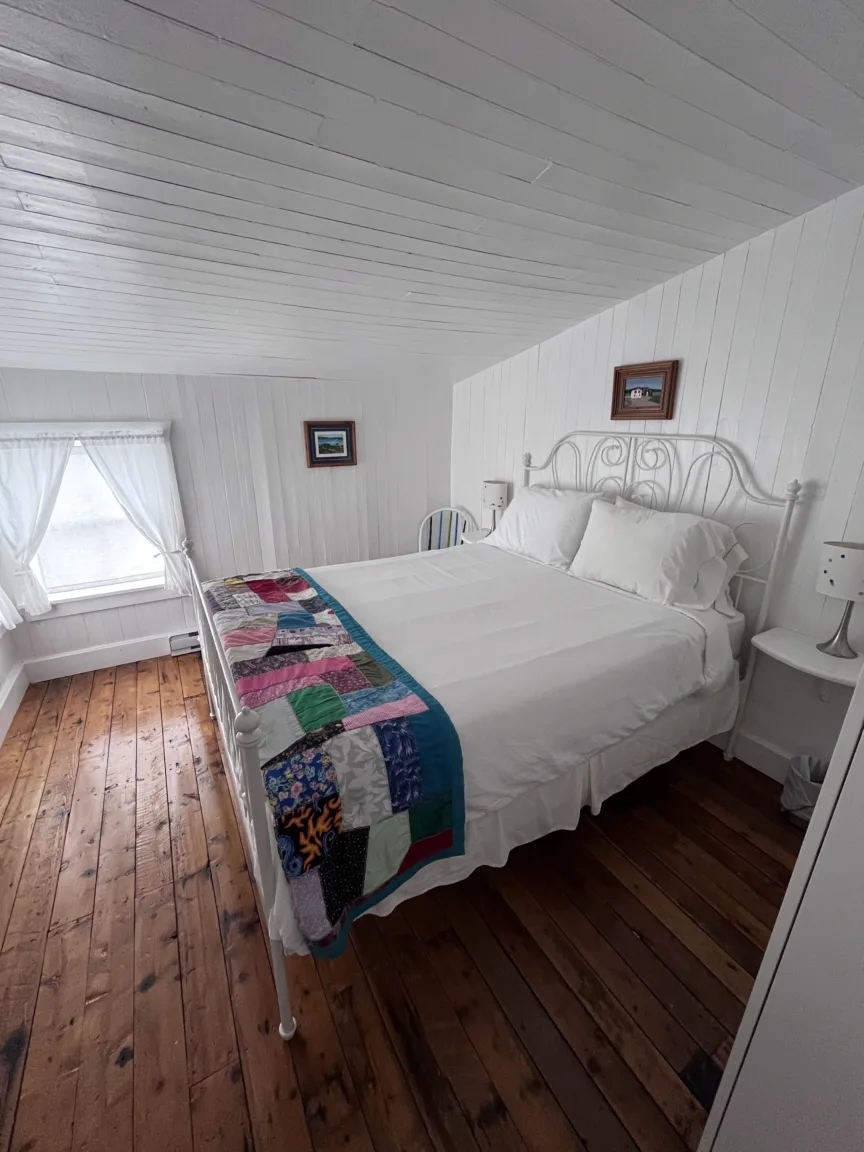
780, 756, 828, 829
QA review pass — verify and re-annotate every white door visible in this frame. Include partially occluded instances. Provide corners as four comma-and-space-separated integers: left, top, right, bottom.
709, 720, 864, 1150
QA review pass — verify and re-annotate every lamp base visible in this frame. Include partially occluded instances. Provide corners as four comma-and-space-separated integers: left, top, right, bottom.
816, 600, 858, 659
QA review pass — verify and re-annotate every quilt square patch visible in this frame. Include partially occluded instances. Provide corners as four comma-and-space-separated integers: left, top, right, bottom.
319, 667, 370, 695
222, 624, 278, 648
399, 828, 454, 875
246, 603, 288, 616
212, 609, 253, 636
286, 867, 331, 939
342, 681, 411, 716
313, 609, 339, 626
225, 642, 274, 668
408, 794, 452, 842
264, 746, 337, 815
271, 626, 352, 650
232, 591, 263, 607
277, 793, 342, 874
320, 827, 369, 924
363, 812, 411, 894
348, 650, 394, 687
279, 576, 311, 596
327, 728, 392, 830
304, 643, 363, 662
254, 695, 305, 764
274, 608, 319, 631
286, 586, 318, 601
287, 721, 345, 757
297, 594, 327, 614
246, 578, 294, 603
232, 649, 308, 682
288, 684, 347, 732
241, 677, 319, 710
205, 583, 242, 612
374, 718, 422, 812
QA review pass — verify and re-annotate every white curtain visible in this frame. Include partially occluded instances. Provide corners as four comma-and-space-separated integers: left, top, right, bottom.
0, 433, 75, 626
81, 432, 190, 595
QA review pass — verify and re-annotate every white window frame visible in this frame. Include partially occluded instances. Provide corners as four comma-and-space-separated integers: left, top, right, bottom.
0, 419, 185, 617
34, 442, 166, 604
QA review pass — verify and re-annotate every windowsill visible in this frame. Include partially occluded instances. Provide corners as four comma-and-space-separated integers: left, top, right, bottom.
42, 580, 183, 619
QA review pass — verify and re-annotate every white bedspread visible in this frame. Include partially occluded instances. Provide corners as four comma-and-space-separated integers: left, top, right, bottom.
309, 544, 733, 819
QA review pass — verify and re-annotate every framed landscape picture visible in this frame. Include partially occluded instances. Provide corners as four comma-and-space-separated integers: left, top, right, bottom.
611, 360, 679, 421
303, 420, 357, 467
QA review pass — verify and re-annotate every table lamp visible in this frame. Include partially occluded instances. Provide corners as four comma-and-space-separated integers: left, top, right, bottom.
816, 541, 864, 658
481, 481, 508, 529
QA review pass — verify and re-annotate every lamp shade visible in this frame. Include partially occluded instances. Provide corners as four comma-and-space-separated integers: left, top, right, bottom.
816, 541, 864, 601
481, 481, 508, 511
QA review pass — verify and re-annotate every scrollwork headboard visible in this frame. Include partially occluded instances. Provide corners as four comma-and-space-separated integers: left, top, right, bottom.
522, 430, 801, 649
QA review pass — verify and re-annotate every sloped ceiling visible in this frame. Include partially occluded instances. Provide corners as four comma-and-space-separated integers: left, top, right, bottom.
1, 0, 864, 384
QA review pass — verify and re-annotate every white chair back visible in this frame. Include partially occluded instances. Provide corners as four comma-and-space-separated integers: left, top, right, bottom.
418, 507, 476, 551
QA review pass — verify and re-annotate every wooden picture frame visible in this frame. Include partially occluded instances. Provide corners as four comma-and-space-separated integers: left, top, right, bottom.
611, 360, 679, 421
303, 420, 357, 468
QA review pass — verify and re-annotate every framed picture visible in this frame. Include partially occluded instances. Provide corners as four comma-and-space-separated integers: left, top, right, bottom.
303, 420, 357, 468
611, 360, 679, 421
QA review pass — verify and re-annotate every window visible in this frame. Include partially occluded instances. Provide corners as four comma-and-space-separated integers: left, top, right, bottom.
35, 444, 164, 598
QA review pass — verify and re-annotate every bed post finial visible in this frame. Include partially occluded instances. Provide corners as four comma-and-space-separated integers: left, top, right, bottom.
234, 705, 261, 745
522, 451, 532, 488
786, 479, 802, 502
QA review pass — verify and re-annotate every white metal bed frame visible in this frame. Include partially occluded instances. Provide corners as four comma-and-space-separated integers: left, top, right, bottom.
522, 430, 801, 759
184, 544, 299, 1040
183, 430, 801, 1043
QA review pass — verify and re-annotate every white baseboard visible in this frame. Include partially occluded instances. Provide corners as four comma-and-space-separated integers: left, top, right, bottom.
25, 633, 173, 682
710, 729, 790, 783
0, 662, 29, 743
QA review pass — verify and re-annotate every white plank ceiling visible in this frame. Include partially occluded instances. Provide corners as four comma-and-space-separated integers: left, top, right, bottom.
1, 0, 864, 383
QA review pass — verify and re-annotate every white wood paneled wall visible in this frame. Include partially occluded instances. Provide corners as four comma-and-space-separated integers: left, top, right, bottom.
452, 184, 864, 771
0, 625, 26, 740
0, 628, 17, 687
0, 369, 451, 663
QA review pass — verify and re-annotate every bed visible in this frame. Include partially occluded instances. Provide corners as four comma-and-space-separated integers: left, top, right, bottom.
184, 430, 801, 1039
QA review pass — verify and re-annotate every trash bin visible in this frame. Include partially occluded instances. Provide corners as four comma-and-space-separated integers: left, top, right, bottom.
780, 756, 829, 829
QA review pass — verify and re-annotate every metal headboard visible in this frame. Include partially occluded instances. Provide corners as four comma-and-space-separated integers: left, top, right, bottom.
522, 430, 801, 645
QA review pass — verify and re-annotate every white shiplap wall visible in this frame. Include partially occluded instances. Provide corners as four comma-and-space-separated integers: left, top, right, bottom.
0, 368, 451, 664
452, 184, 864, 771
0, 627, 18, 687
0, 625, 26, 739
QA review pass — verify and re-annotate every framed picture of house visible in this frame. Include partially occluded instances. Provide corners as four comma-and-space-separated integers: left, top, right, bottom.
611, 360, 679, 421
303, 420, 357, 467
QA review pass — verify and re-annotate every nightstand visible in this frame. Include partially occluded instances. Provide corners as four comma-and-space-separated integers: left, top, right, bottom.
461, 529, 490, 544
752, 628, 863, 688
726, 627, 863, 759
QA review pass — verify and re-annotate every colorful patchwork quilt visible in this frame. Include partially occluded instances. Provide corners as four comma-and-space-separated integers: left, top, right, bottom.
203, 568, 465, 957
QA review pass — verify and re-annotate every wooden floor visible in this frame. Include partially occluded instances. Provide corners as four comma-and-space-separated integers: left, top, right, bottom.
0, 659, 803, 1152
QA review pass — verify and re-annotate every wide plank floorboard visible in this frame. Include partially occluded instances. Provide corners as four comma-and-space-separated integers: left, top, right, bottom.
0, 659, 802, 1151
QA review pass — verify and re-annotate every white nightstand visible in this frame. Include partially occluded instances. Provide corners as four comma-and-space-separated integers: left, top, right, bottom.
726, 627, 863, 760
751, 628, 863, 688
461, 529, 490, 545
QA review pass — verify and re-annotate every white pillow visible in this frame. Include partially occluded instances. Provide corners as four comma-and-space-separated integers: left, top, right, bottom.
483, 486, 604, 569
569, 499, 743, 609
614, 498, 746, 614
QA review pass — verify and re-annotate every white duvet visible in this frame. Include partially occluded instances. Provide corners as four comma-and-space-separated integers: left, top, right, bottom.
309, 543, 734, 819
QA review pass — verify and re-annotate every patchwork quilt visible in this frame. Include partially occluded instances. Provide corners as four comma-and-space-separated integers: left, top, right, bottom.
203, 568, 464, 956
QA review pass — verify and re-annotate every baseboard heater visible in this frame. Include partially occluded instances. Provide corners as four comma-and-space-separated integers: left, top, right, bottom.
169, 631, 201, 655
